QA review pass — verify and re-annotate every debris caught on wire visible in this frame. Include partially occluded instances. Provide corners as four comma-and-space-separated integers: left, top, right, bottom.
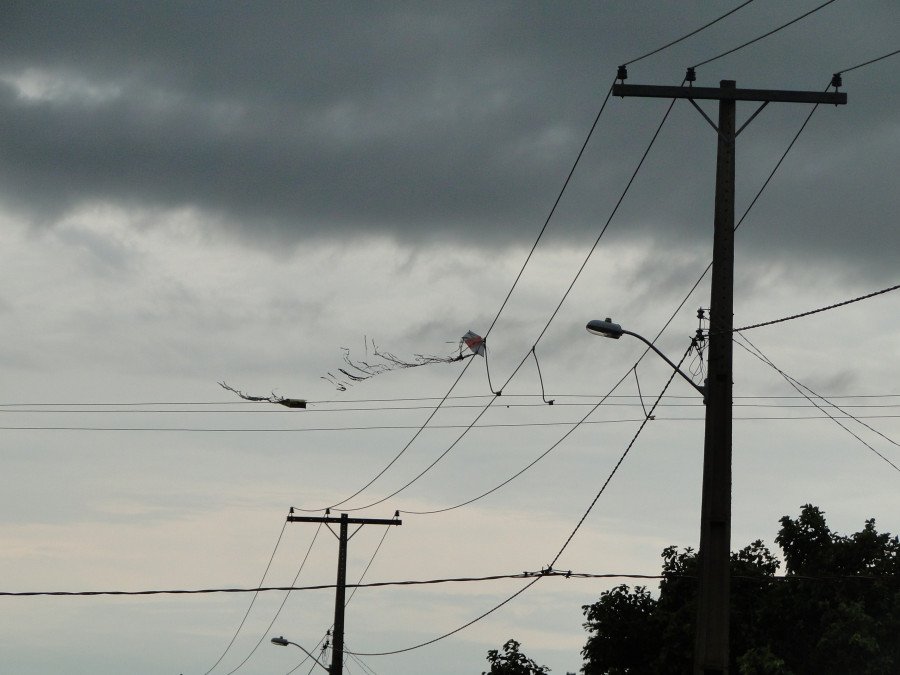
218, 382, 307, 408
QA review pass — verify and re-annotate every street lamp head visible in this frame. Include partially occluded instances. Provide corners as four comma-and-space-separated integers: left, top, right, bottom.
271, 636, 289, 647
586, 318, 624, 339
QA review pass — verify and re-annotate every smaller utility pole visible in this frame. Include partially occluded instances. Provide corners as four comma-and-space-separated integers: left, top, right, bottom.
288, 510, 401, 675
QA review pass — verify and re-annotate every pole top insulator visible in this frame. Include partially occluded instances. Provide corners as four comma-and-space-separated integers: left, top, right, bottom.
617, 65, 627, 82
686, 67, 696, 83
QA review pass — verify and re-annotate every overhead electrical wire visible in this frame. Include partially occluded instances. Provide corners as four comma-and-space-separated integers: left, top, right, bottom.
6, 399, 900, 414
6, 392, 899, 407
547, 344, 691, 568
356, 80, 830, 513
298, 76, 621, 514
3, 567, 890, 598
735, 336, 900, 474
334, 43, 900, 661
385, 33, 874, 518
835, 48, 900, 75
732, 282, 900, 333
3, 393, 899, 411
340, 48, 867, 637
202, 518, 290, 674
295, 0, 764, 514
221, 522, 324, 675
350, 346, 691, 658
399, 369, 634, 515
332, 83, 681, 514
282, 516, 395, 675
691, 0, 840, 69
621, 0, 756, 66
295, 78, 615, 512
3, 414, 900, 434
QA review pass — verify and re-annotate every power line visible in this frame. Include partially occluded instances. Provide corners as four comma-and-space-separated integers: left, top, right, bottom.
436, 57, 833, 532
222, 522, 324, 675
550, 344, 691, 569
331, 44, 899, 660
300, 2, 763, 514
836, 48, 900, 75
303, 77, 619, 513
352, 347, 696, 657
735, 336, 900, 474
282, 515, 395, 675
333, 82, 681, 514
733, 282, 900, 333
4, 392, 898, 408
691, 0, 839, 69
7, 400, 900, 414
5, 413, 900, 434
202, 518, 289, 674
3, 568, 891, 598
348, 576, 543, 657
400, 369, 634, 515
622, 0, 756, 66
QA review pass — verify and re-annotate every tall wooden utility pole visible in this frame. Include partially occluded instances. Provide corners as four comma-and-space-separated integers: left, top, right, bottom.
612, 71, 845, 674
287, 511, 402, 675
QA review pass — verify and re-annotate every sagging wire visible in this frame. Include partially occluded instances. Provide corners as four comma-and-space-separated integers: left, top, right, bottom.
353, 343, 693, 657
339, 83, 682, 512
548, 341, 693, 569
531, 346, 555, 405
202, 515, 290, 675
735, 335, 900, 474
223, 519, 324, 674
283, 514, 394, 674
632, 367, 651, 420
482, 337, 503, 396
400, 368, 634, 516
293, 1, 760, 514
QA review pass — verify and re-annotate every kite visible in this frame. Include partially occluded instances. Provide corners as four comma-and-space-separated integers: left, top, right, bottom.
221, 331, 488, 400
462, 330, 486, 357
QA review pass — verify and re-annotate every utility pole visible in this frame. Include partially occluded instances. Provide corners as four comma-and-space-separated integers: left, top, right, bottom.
612, 70, 845, 674
287, 510, 402, 675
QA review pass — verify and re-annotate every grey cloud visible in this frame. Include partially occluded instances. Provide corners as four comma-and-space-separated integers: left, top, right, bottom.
1, 1, 898, 272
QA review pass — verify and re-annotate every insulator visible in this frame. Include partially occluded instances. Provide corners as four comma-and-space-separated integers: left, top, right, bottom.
617, 65, 627, 82
686, 67, 696, 83
831, 73, 842, 89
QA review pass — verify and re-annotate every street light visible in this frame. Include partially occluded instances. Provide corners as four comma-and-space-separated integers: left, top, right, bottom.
270, 635, 330, 673
586, 318, 705, 398
588, 314, 735, 675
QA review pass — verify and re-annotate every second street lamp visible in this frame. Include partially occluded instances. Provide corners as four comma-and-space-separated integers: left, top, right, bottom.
270, 635, 330, 673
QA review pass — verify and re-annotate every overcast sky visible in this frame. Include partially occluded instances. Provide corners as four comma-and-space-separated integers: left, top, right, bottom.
1, 2, 898, 674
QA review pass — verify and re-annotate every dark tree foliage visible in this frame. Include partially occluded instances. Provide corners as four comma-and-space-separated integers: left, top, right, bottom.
483, 639, 551, 674
581, 505, 900, 674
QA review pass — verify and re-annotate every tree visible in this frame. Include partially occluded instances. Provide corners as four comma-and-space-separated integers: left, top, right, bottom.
483, 638, 551, 674
581, 505, 900, 674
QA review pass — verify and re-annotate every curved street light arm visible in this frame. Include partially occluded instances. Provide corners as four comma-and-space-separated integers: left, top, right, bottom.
271, 636, 330, 673
620, 329, 706, 398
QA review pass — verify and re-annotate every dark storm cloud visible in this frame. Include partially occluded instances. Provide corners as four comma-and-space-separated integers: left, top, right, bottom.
1, 1, 898, 269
